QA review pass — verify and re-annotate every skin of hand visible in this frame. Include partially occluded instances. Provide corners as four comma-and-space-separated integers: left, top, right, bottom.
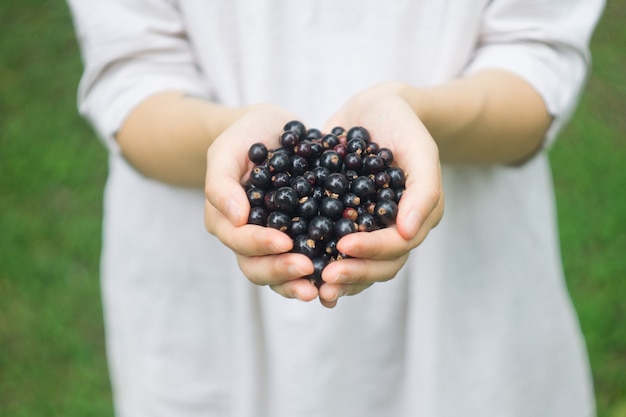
204, 104, 322, 302
205, 69, 549, 308
204, 97, 444, 308
317, 91, 444, 308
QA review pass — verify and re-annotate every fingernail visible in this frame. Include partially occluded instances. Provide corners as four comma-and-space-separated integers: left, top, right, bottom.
287, 264, 307, 278
331, 273, 348, 284
269, 238, 291, 253
405, 210, 420, 238
225, 199, 241, 223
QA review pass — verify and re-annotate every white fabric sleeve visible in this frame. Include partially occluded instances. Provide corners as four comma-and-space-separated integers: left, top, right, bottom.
67, 0, 211, 152
463, 0, 605, 148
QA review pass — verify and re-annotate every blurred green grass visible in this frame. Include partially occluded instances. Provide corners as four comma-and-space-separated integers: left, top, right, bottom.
0, 1, 624, 416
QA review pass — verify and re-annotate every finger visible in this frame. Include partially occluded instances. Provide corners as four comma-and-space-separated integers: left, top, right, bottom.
205, 136, 253, 228
205, 108, 297, 226
237, 252, 314, 286
205, 200, 293, 256
394, 156, 444, 241
321, 254, 409, 286
270, 279, 319, 302
317, 282, 372, 308
384, 116, 443, 241
336, 228, 413, 261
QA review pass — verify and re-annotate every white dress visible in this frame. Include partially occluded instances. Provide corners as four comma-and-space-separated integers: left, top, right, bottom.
67, 1, 605, 416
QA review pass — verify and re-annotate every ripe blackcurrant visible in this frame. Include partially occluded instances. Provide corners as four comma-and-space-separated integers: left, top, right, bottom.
292, 234, 320, 258
288, 217, 310, 238
297, 196, 319, 219
374, 199, 398, 226
244, 122, 406, 287
248, 142, 268, 165
346, 126, 371, 143
324, 173, 349, 195
274, 187, 299, 213
308, 215, 335, 241
248, 206, 268, 226
249, 165, 272, 188
268, 152, 291, 173
335, 218, 358, 239
283, 120, 306, 139
387, 166, 406, 189
350, 176, 376, 199
290, 176, 313, 197
319, 196, 345, 220
246, 187, 265, 207
267, 211, 291, 232
319, 150, 343, 172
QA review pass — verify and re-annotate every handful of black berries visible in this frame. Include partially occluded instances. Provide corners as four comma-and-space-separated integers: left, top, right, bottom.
244, 120, 406, 287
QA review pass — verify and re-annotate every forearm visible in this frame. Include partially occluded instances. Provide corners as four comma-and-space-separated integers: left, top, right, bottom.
402, 69, 553, 165
116, 91, 247, 188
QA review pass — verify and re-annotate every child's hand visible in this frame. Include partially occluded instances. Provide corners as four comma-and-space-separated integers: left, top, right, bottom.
317, 84, 444, 308
204, 105, 319, 302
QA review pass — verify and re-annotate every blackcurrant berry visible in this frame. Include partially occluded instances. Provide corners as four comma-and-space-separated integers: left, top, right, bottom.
344, 169, 359, 182
268, 152, 291, 173
331, 126, 346, 137
290, 154, 309, 176
297, 196, 319, 219
377, 148, 394, 166
373, 171, 391, 188
249, 165, 272, 188
387, 166, 406, 189
248, 206, 268, 226
346, 138, 367, 154
271, 172, 291, 189
283, 120, 306, 139
319, 150, 343, 172
288, 217, 309, 238
333, 143, 347, 159
362, 154, 385, 174
292, 234, 320, 258
306, 256, 328, 287
274, 187, 299, 213
309, 141, 324, 158
341, 192, 361, 208
323, 239, 338, 257
311, 186, 325, 200
346, 126, 371, 143
365, 142, 379, 154
356, 213, 377, 232
335, 218, 358, 239
264, 189, 278, 211
304, 128, 322, 141
294, 141, 312, 158
321, 134, 340, 149
344, 152, 362, 171
290, 176, 313, 197
350, 176, 376, 199
267, 211, 291, 232
246, 187, 265, 207
376, 187, 396, 202
324, 173, 349, 195
374, 199, 398, 226
312, 166, 331, 186
280, 130, 300, 148
308, 216, 335, 241
248, 142, 268, 165
342, 207, 359, 221
319, 196, 345, 220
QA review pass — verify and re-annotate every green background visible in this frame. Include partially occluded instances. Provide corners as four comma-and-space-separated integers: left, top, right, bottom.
1, 1, 624, 416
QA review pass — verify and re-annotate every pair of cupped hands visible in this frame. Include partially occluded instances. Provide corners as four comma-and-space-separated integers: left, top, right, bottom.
204, 83, 444, 308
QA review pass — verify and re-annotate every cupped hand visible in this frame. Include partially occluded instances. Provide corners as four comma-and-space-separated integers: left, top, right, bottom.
204, 104, 319, 302
317, 82, 444, 308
